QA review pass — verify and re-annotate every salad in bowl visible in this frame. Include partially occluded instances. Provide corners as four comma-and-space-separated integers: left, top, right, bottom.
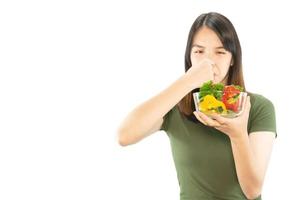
193, 81, 247, 118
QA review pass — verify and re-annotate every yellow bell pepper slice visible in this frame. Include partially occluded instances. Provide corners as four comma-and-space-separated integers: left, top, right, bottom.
198, 95, 227, 114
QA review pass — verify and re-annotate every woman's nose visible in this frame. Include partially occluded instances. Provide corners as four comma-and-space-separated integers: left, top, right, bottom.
204, 51, 215, 60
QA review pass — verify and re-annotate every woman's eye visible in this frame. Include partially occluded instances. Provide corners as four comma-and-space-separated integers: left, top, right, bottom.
195, 50, 204, 54
217, 52, 226, 54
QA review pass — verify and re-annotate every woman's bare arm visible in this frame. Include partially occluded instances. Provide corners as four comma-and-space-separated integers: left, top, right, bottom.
117, 58, 215, 146
117, 74, 196, 146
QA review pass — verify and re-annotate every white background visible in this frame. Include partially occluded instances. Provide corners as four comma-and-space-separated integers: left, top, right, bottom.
0, 0, 299, 199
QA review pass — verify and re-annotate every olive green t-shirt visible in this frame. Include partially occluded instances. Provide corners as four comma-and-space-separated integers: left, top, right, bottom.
160, 92, 277, 200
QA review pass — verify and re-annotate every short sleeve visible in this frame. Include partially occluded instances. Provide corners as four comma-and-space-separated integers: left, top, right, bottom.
248, 96, 277, 138
159, 106, 175, 131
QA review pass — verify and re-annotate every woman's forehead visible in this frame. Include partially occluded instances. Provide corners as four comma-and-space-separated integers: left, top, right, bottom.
192, 27, 223, 48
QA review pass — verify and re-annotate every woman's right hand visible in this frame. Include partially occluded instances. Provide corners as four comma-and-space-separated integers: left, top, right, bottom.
184, 58, 216, 90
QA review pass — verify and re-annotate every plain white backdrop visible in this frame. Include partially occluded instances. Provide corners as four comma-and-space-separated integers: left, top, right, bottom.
0, 0, 299, 199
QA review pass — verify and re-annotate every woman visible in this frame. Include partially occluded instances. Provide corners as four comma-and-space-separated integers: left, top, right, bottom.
117, 12, 276, 200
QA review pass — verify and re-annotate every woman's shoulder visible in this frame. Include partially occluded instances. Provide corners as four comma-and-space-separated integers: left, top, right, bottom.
247, 91, 275, 110
247, 91, 272, 102
246, 91, 277, 136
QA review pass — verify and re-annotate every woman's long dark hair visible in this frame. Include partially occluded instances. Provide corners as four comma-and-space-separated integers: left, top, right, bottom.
178, 12, 246, 118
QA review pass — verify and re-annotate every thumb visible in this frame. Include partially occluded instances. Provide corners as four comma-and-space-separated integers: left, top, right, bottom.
243, 95, 251, 114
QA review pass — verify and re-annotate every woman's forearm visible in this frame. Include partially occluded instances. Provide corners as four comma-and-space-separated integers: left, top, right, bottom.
117, 74, 195, 146
230, 134, 262, 199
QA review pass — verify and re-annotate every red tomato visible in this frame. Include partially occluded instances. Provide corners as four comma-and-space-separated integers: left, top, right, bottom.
222, 85, 241, 112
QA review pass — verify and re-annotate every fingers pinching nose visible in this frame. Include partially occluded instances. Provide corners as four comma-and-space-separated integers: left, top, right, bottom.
212, 65, 219, 75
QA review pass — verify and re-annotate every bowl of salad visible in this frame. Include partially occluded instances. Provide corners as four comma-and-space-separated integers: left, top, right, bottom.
193, 81, 247, 118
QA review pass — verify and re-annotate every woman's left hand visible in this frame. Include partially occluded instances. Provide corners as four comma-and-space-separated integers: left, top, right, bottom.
193, 96, 251, 140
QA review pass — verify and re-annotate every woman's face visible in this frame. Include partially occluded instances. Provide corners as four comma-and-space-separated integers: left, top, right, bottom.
190, 26, 233, 84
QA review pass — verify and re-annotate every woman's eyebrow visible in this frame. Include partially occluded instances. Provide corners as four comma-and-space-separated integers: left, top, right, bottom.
191, 44, 225, 49
191, 44, 205, 48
